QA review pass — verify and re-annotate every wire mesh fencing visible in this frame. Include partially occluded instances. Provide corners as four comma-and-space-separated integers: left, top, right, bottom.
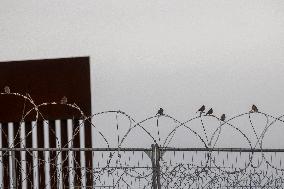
0, 91, 284, 188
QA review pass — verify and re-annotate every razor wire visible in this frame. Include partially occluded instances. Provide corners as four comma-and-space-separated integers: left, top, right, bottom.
0, 90, 284, 188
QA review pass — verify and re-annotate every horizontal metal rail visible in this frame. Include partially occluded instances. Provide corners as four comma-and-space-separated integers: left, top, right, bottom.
0, 148, 151, 151
0, 147, 283, 152
94, 166, 152, 169
161, 147, 284, 152
93, 165, 231, 169
93, 186, 115, 188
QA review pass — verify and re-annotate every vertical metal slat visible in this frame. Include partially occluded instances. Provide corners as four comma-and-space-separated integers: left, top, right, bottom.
79, 120, 86, 189
8, 122, 16, 188
20, 122, 27, 189
67, 119, 75, 189
0, 123, 3, 188
43, 120, 51, 189
55, 120, 63, 189
91, 118, 96, 187
32, 121, 39, 189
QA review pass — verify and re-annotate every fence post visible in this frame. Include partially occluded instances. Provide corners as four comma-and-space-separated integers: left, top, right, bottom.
151, 144, 161, 189
156, 144, 161, 189
151, 144, 157, 189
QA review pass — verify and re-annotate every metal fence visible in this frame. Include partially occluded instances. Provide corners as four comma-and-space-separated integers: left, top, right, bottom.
1, 92, 284, 188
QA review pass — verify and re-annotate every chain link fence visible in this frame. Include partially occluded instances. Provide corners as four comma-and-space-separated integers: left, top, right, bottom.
0, 91, 284, 188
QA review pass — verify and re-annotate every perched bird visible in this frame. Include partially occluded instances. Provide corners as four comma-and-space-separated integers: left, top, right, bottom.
251, 104, 258, 113
206, 108, 213, 115
4, 86, 10, 93
60, 96, 68, 104
220, 114, 226, 121
197, 105, 206, 113
109, 152, 113, 158
157, 108, 164, 116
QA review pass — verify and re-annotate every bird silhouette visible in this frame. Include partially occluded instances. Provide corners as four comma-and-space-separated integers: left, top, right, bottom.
197, 105, 205, 113
251, 104, 258, 112
109, 152, 113, 158
60, 96, 68, 104
206, 108, 213, 115
4, 86, 10, 93
157, 108, 164, 116
220, 114, 226, 121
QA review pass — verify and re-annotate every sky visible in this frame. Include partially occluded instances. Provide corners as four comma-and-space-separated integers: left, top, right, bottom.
1, 1, 284, 147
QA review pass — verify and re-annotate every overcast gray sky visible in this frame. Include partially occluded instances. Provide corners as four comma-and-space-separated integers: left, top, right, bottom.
1, 0, 284, 118
1, 1, 284, 147
2, 3, 284, 188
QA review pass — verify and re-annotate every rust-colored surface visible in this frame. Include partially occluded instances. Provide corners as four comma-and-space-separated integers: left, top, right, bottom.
0, 57, 91, 122
0, 57, 93, 188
